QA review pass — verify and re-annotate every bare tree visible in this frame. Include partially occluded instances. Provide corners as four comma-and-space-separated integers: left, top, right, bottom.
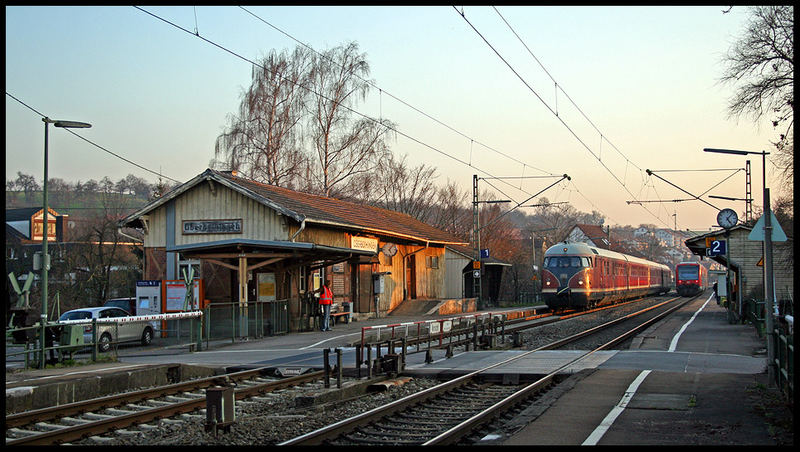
428, 180, 471, 240
306, 42, 393, 197
14, 172, 39, 203
357, 154, 438, 222
214, 47, 312, 186
721, 5, 793, 189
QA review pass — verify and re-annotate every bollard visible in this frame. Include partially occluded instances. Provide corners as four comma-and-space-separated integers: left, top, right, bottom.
400, 337, 407, 372
323, 348, 331, 388
335, 348, 342, 389
367, 345, 373, 378
425, 349, 434, 363
513, 331, 521, 347
206, 386, 235, 435
355, 344, 362, 379
445, 344, 453, 358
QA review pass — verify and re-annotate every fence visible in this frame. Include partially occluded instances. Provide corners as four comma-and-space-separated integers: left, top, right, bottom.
742, 296, 794, 401
202, 300, 289, 347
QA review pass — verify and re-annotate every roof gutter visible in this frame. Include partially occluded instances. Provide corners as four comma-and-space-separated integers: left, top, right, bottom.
291, 217, 306, 242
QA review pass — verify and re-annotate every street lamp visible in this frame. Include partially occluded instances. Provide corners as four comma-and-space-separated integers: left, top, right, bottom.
703, 147, 775, 383
40, 117, 91, 368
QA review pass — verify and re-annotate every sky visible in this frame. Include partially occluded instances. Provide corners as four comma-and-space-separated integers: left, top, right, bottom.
5, 5, 785, 231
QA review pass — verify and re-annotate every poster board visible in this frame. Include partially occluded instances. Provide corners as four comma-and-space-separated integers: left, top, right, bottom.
163, 279, 204, 312
258, 273, 276, 302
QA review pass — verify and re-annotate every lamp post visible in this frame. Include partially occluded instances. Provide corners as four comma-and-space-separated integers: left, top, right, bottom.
703, 147, 775, 383
40, 117, 91, 368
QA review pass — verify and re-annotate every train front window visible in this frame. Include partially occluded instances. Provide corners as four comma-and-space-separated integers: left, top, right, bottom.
678, 267, 699, 279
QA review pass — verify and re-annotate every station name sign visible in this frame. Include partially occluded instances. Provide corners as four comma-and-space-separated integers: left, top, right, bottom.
182, 219, 242, 235
351, 236, 378, 253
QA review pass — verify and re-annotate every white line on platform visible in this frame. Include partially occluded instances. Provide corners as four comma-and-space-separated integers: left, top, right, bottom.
582, 293, 714, 445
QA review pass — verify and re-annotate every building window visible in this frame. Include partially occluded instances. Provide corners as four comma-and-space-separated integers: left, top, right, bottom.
426, 256, 439, 269
178, 254, 200, 280
299, 265, 307, 293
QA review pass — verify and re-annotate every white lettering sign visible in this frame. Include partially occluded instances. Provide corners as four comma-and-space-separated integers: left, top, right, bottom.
443, 320, 452, 332
429, 322, 441, 334
351, 236, 378, 253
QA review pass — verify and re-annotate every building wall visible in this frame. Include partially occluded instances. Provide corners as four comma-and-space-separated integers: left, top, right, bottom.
144, 182, 288, 248
444, 248, 470, 298
728, 229, 793, 300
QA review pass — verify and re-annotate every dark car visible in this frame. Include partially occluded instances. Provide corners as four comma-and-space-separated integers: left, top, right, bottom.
103, 297, 137, 315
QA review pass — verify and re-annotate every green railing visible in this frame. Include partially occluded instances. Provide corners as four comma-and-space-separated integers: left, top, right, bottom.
771, 326, 793, 400
202, 300, 289, 348
741, 297, 794, 401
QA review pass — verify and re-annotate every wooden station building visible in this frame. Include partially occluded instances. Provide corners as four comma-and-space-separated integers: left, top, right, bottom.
120, 169, 470, 333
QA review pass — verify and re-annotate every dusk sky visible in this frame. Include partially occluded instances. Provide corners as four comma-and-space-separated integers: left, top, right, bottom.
5, 6, 783, 230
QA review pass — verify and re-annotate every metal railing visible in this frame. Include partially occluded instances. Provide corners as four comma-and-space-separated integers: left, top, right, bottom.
741, 296, 794, 400
202, 300, 289, 348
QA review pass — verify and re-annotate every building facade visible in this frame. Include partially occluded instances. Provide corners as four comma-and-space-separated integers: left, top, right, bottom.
120, 169, 469, 332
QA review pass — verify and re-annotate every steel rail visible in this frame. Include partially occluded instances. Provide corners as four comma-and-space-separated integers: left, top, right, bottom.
283, 295, 691, 446
6, 370, 324, 446
6, 366, 273, 428
422, 296, 693, 445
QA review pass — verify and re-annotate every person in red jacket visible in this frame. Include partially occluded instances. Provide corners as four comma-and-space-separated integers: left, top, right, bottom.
316, 278, 333, 331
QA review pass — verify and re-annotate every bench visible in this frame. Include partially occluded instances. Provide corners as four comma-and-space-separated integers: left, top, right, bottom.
330, 311, 350, 325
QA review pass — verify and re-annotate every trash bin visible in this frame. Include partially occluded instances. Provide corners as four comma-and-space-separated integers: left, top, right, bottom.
342, 302, 352, 323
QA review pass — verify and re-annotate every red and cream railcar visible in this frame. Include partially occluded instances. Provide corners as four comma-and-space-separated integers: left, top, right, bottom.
541, 241, 672, 310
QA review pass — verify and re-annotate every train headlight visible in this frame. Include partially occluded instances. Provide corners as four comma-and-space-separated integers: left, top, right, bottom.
578, 280, 583, 285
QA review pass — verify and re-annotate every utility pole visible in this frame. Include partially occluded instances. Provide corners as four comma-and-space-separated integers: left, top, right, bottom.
472, 175, 482, 309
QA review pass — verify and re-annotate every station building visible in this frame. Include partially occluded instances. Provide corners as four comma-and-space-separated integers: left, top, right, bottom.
120, 169, 471, 333
684, 224, 793, 319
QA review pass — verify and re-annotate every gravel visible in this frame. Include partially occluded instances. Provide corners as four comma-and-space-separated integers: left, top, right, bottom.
75, 377, 442, 446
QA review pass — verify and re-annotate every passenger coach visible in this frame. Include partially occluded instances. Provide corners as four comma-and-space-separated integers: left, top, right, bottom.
541, 241, 672, 310
675, 262, 709, 297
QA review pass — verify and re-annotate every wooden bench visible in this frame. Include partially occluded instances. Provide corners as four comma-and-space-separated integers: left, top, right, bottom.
330, 311, 350, 325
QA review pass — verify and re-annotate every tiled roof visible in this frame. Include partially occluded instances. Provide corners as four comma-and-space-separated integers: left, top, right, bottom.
212, 170, 466, 245
122, 169, 467, 246
6, 207, 42, 222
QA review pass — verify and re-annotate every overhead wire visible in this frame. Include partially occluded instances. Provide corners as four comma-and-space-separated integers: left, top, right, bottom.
5, 91, 181, 184
456, 6, 675, 229
133, 6, 566, 215
237, 5, 557, 179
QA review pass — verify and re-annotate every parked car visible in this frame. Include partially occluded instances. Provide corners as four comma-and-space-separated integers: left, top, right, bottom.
58, 306, 154, 352
103, 297, 137, 315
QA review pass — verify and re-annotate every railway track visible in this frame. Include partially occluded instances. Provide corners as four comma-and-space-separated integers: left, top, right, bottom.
6, 295, 695, 446
5, 367, 325, 445
280, 295, 693, 446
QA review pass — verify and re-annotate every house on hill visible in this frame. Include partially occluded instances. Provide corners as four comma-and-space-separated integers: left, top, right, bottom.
120, 169, 470, 333
565, 224, 611, 249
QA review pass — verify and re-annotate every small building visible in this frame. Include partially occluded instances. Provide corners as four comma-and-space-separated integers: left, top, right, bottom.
684, 224, 793, 317
120, 169, 469, 333
6, 207, 70, 276
566, 224, 611, 249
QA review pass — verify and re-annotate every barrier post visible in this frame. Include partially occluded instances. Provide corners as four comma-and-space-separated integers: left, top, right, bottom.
367, 345, 373, 378
91, 318, 98, 362
400, 337, 406, 372
355, 344, 362, 378
335, 348, 342, 388
323, 348, 331, 388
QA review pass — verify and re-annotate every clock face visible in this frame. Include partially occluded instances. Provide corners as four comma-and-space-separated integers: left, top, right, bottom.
717, 208, 738, 228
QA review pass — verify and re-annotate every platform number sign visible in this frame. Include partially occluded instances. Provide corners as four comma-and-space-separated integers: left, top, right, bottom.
706, 239, 726, 256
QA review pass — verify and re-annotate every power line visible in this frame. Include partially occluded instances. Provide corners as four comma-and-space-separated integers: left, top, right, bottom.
5, 91, 181, 184
454, 7, 673, 230
133, 6, 565, 209
237, 6, 558, 179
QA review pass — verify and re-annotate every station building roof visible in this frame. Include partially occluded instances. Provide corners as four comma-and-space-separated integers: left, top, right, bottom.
121, 168, 468, 247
